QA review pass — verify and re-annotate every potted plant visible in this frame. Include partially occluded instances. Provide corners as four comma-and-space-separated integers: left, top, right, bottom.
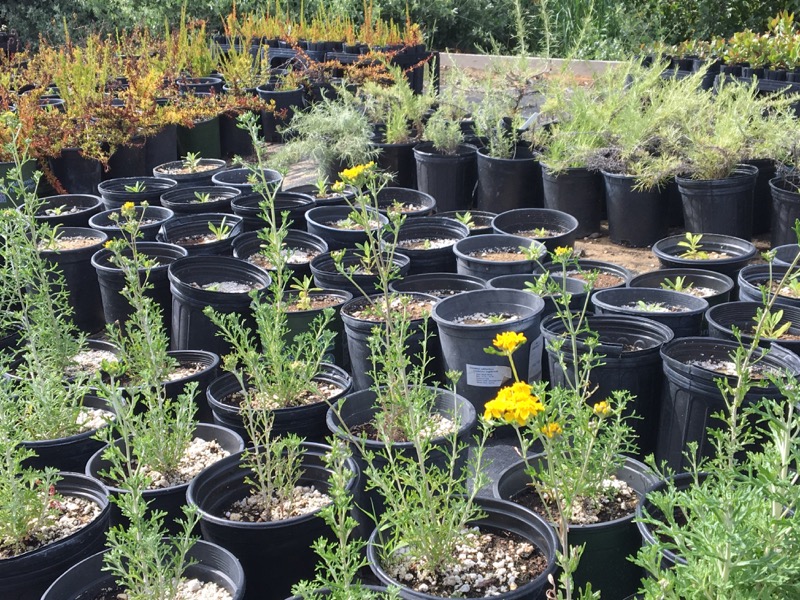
153, 152, 227, 189
452, 233, 545, 280
628, 268, 735, 307
652, 231, 757, 278
256, 69, 307, 143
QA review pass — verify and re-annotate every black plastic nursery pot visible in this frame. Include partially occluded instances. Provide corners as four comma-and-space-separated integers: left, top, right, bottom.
168, 256, 271, 355
493, 456, 657, 600
48, 148, 102, 195
676, 164, 758, 239
375, 186, 437, 217
591, 287, 709, 338
206, 364, 352, 444
706, 301, 800, 357
652, 233, 757, 279
105, 137, 146, 180
738, 264, 800, 308
657, 337, 800, 471
537, 259, 631, 297
176, 76, 224, 94
41, 539, 245, 600
431, 288, 546, 412
491, 208, 579, 253
341, 293, 440, 391
96, 176, 178, 211
85, 423, 244, 534
438, 210, 497, 236
0, 473, 111, 600
602, 171, 668, 247
187, 442, 357, 600
366, 496, 558, 600
159, 185, 240, 215
374, 138, 417, 188
211, 167, 283, 194
453, 234, 546, 281
310, 250, 411, 297
144, 125, 179, 175
39, 227, 107, 333
163, 350, 221, 423
283, 289, 352, 368
232, 229, 329, 280
487, 274, 588, 318
305, 205, 389, 251
153, 158, 227, 189
413, 142, 478, 214
92, 241, 188, 331
769, 175, 800, 247
628, 268, 734, 308
392, 216, 469, 275
541, 313, 674, 458
177, 115, 222, 159
745, 157, 777, 236
388, 272, 487, 297
21, 395, 112, 473
541, 166, 604, 238
33, 194, 103, 228
88, 205, 175, 242
220, 110, 257, 159
157, 213, 244, 256
772, 243, 800, 267
326, 387, 476, 538
476, 146, 541, 214
256, 84, 306, 143
230, 191, 316, 232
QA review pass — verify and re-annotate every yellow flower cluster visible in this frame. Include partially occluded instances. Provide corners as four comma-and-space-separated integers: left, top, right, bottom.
554, 246, 572, 258
484, 381, 544, 425
593, 400, 612, 418
338, 161, 375, 183
492, 331, 526, 354
541, 422, 563, 438
120, 201, 137, 219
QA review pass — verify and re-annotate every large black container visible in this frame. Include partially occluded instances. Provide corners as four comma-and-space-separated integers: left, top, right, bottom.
48, 148, 102, 195
92, 241, 188, 331
186, 442, 357, 600
652, 233, 757, 279
159, 185, 240, 215
310, 250, 411, 297
41, 539, 245, 600
88, 205, 175, 242
738, 264, 800, 308
431, 288, 545, 412
366, 496, 558, 600
231, 191, 316, 232
33, 194, 103, 228
0, 473, 111, 600
541, 313, 674, 458
541, 166, 604, 238
256, 84, 306, 143
769, 175, 800, 247
374, 138, 417, 188
493, 456, 657, 599
157, 213, 244, 256
602, 171, 668, 247
392, 216, 469, 275
86, 423, 244, 533
676, 165, 758, 239
153, 158, 227, 189
305, 205, 388, 251
453, 234, 546, 281
39, 227, 107, 333
206, 364, 352, 443
628, 268, 734, 308
413, 142, 478, 213
476, 146, 540, 213
232, 229, 328, 280
591, 287, 709, 338
658, 337, 800, 471
706, 301, 800, 358
491, 207, 579, 252
375, 187, 437, 217
97, 177, 178, 211
168, 256, 271, 354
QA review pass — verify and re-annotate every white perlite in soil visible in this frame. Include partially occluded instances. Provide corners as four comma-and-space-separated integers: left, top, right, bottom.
65, 349, 118, 378
225, 485, 330, 522
386, 527, 542, 597
75, 406, 113, 433
174, 578, 232, 600
419, 413, 457, 439
142, 438, 230, 489
0, 495, 101, 558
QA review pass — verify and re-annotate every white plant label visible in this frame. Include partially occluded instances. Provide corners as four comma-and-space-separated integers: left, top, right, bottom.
466, 365, 512, 387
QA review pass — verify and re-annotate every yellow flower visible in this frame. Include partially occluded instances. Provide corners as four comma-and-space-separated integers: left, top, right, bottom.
554, 246, 572, 258
120, 201, 136, 219
104, 240, 114, 249
492, 331, 527, 354
541, 422, 562, 438
593, 400, 612, 418
330, 180, 345, 193
338, 161, 375, 184
483, 381, 543, 426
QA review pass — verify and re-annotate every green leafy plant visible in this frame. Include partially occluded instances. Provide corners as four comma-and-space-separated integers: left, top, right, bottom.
661, 276, 694, 293
123, 180, 147, 193
453, 211, 475, 229
289, 276, 323, 311
193, 190, 212, 203
421, 109, 463, 155
756, 307, 792, 339
635, 300, 669, 312
677, 232, 709, 259
207, 217, 232, 241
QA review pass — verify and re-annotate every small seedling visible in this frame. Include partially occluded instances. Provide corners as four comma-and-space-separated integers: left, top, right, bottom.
454, 211, 475, 229
661, 276, 694, 293
532, 227, 550, 237
208, 217, 232, 241
194, 191, 212, 203
313, 176, 329, 198
183, 152, 203, 173
289, 276, 323, 311
757, 308, 792, 338
519, 245, 542, 261
123, 181, 147, 193
487, 313, 511, 324
677, 232, 709, 260
635, 300, 668, 312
